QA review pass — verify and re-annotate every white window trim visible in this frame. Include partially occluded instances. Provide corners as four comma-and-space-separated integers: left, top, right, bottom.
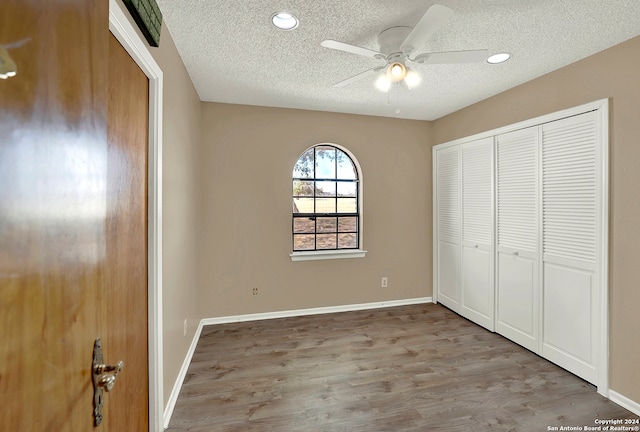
290, 143, 365, 262
290, 249, 367, 262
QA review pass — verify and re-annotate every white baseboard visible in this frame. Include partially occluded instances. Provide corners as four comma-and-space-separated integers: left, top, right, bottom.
162, 297, 432, 428
200, 297, 433, 326
609, 389, 640, 416
163, 322, 204, 429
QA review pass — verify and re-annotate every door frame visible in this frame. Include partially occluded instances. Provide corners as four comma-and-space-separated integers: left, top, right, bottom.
109, 1, 164, 431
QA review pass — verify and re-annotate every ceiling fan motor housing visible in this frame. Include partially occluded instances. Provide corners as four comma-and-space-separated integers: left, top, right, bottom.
377, 26, 413, 56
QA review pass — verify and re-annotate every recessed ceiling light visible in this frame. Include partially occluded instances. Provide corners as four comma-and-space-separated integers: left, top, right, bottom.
487, 52, 511, 64
271, 12, 298, 30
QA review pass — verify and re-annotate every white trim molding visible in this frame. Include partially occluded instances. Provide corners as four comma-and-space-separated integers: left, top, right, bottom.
109, 1, 164, 431
163, 323, 204, 428
290, 249, 367, 261
201, 297, 433, 326
609, 390, 640, 416
596, 100, 610, 397
433, 99, 609, 150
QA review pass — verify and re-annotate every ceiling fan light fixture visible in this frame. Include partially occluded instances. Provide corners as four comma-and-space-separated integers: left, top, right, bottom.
271, 12, 298, 30
386, 62, 406, 82
487, 52, 511, 64
375, 74, 392, 92
404, 69, 421, 89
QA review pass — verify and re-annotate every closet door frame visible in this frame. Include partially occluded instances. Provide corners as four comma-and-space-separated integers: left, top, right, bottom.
432, 98, 609, 395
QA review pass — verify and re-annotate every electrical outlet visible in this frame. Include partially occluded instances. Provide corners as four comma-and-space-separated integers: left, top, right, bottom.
183, 319, 187, 337
252, 287, 259, 296
381, 277, 388, 288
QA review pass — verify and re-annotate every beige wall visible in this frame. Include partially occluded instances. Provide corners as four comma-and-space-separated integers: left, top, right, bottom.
432, 35, 640, 403
148, 22, 203, 406
199, 104, 432, 318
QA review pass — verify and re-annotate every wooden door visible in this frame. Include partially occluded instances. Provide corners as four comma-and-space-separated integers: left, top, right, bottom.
104, 33, 150, 431
0, 1, 149, 430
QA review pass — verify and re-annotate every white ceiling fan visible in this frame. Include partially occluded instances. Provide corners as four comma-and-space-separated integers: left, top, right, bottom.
321, 4, 488, 91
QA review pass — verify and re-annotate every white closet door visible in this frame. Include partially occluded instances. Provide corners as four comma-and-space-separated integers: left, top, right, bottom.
461, 138, 494, 330
496, 127, 540, 352
541, 111, 599, 383
435, 145, 461, 313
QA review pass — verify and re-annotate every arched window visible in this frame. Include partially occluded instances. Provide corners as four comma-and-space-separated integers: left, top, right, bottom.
292, 144, 363, 257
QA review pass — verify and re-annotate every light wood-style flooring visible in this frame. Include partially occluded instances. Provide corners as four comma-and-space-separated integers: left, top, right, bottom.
167, 303, 637, 431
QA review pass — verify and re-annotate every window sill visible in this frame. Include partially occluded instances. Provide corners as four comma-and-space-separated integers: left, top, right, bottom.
290, 249, 367, 262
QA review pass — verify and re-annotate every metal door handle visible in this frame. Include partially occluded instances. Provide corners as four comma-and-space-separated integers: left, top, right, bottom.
92, 338, 124, 425
95, 360, 124, 392
98, 374, 117, 392
95, 360, 124, 376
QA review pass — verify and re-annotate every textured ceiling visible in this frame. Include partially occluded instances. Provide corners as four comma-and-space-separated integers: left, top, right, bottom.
155, 0, 640, 121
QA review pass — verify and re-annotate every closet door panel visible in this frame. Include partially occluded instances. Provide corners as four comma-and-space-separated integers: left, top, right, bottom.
541, 111, 599, 383
461, 138, 494, 330
496, 127, 539, 351
543, 263, 596, 382
497, 253, 538, 352
435, 146, 461, 312
438, 241, 460, 306
462, 246, 493, 328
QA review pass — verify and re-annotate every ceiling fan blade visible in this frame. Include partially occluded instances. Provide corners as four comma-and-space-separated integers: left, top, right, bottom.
333, 67, 384, 87
400, 4, 454, 54
321, 40, 384, 59
412, 49, 489, 64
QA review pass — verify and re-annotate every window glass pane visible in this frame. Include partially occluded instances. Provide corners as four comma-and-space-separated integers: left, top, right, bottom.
293, 180, 314, 197
337, 182, 356, 197
338, 216, 357, 232
336, 150, 357, 180
338, 233, 357, 249
317, 234, 337, 250
337, 198, 357, 213
293, 198, 314, 213
293, 149, 314, 178
315, 198, 336, 213
315, 146, 336, 179
316, 181, 336, 197
293, 217, 315, 234
292, 145, 360, 253
293, 234, 315, 251
317, 217, 337, 233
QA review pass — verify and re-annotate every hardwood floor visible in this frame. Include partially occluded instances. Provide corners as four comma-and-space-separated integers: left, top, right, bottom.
167, 304, 637, 431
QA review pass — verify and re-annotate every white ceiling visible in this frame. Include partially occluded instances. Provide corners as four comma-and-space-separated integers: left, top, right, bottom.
155, 0, 640, 121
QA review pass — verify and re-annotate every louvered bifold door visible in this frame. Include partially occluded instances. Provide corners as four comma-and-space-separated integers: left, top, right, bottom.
541, 111, 600, 383
460, 138, 495, 330
496, 126, 540, 352
435, 145, 461, 313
